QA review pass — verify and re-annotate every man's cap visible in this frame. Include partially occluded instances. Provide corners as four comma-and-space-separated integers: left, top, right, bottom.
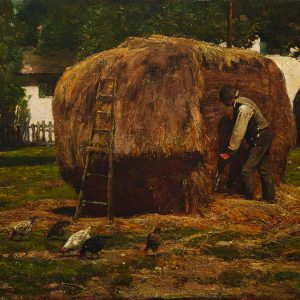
219, 85, 239, 102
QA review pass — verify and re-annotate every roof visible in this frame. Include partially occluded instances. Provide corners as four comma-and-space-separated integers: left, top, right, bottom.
20, 49, 75, 75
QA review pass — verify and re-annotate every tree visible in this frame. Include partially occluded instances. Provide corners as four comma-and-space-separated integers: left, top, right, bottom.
0, 0, 24, 125
16, 0, 300, 59
233, 0, 300, 57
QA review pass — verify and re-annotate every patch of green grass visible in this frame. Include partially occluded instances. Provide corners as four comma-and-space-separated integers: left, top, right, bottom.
0, 231, 63, 254
186, 231, 243, 248
161, 227, 202, 241
283, 147, 300, 186
0, 146, 76, 209
203, 246, 241, 261
105, 232, 145, 250
0, 257, 110, 296
248, 236, 300, 260
218, 271, 244, 287
171, 248, 188, 257
273, 271, 300, 281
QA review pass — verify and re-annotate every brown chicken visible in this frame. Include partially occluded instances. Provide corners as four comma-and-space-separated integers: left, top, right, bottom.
144, 227, 161, 256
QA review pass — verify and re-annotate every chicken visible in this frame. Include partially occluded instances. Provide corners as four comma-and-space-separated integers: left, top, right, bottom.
78, 235, 109, 259
61, 226, 91, 253
46, 220, 71, 239
144, 226, 161, 256
8, 216, 38, 240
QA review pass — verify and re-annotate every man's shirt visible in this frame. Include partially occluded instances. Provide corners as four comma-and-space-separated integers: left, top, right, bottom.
228, 103, 253, 152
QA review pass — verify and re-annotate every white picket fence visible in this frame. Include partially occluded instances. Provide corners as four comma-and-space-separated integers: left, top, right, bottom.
0, 121, 55, 146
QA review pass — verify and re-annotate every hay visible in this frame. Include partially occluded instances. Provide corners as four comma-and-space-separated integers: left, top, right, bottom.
53, 35, 296, 215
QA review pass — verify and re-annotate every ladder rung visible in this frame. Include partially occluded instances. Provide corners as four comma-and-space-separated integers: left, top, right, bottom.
98, 94, 114, 98
82, 201, 108, 206
87, 146, 112, 153
87, 173, 108, 178
101, 78, 114, 81
97, 110, 111, 115
94, 129, 112, 133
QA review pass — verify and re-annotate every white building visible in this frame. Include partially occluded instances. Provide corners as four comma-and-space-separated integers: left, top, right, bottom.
20, 49, 74, 125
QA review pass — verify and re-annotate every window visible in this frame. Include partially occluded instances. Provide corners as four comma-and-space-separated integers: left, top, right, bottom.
39, 83, 54, 98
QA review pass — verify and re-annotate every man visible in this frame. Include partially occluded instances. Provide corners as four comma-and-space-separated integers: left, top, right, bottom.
219, 85, 275, 203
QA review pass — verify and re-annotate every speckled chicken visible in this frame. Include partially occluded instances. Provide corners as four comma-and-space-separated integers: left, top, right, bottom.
61, 226, 91, 253
46, 220, 71, 239
8, 216, 38, 240
78, 235, 109, 259
144, 227, 161, 256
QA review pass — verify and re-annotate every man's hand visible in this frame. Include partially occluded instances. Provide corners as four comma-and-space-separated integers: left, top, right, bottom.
220, 153, 230, 160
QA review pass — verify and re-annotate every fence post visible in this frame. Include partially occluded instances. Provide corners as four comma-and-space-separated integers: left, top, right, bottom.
23, 122, 30, 143
36, 122, 40, 143
31, 124, 36, 143
16, 124, 21, 144
48, 121, 54, 143
41, 121, 46, 142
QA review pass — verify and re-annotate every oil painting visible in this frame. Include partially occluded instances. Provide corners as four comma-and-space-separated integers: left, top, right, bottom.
1, 0, 300, 299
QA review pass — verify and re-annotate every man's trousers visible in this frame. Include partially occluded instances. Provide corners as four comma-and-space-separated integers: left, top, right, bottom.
241, 128, 275, 202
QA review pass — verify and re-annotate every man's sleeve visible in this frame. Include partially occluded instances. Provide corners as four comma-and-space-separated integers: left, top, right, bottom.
228, 105, 254, 153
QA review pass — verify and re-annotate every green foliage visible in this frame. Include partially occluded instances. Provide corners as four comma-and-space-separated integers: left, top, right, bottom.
0, 146, 76, 209
283, 148, 300, 186
0, 0, 24, 125
16, 0, 300, 59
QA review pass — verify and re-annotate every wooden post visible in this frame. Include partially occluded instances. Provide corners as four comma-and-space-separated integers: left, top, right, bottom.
16, 124, 21, 144
24, 122, 30, 143
41, 121, 46, 142
36, 122, 40, 143
227, 0, 233, 48
31, 124, 36, 143
48, 121, 54, 143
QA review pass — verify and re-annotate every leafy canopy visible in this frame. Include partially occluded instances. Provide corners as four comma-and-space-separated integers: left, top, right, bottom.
0, 0, 24, 125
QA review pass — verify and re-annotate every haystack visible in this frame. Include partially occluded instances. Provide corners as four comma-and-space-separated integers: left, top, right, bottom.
53, 35, 296, 216
293, 88, 300, 145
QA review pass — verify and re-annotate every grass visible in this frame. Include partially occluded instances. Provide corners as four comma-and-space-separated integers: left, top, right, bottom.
0, 146, 299, 296
203, 246, 241, 261
0, 231, 63, 254
186, 231, 243, 248
283, 147, 300, 186
247, 235, 300, 260
161, 227, 202, 241
218, 271, 244, 287
0, 257, 110, 296
0, 146, 76, 209
105, 232, 145, 250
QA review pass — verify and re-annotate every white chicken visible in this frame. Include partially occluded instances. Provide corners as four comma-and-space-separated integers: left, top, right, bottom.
8, 216, 38, 240
61, 226, 91, 253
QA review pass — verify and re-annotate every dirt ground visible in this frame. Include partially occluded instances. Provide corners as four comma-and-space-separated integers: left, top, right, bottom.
0, 184, 300, 299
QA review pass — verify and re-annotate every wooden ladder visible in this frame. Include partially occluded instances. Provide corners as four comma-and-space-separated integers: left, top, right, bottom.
74, 76, 117, 222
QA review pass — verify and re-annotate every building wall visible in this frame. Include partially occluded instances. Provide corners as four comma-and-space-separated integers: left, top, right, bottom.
266, 55, 300, 106
23, 85, 54, 124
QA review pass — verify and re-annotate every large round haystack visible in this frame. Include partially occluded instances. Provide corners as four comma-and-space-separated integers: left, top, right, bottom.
294, 88, 300, 145
53, 35, 296, 216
